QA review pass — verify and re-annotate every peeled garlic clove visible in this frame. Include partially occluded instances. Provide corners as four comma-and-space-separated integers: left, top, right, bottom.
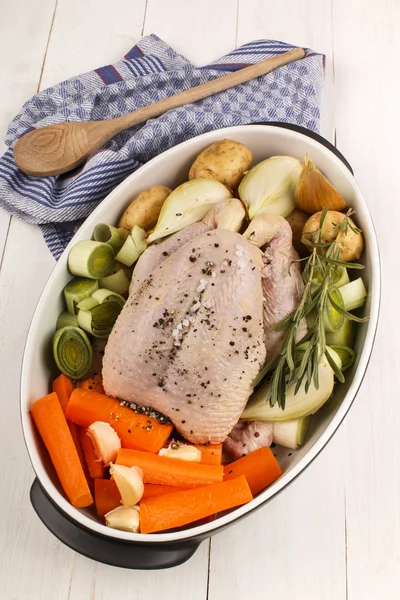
159, 442, 202, 462
109, 463, 144, 506
295, 156, 347, 214
105, 505, 140, 533
87, 421, 121, 466
238, 156, 302, 219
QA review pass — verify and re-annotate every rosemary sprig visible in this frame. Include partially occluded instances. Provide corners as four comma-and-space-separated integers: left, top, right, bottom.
255, 207, 368, 410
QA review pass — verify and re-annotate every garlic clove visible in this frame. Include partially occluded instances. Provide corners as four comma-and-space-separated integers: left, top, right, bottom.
159, 442, 202, 462
105, 505, 140, 533
109, 463, 144, 506
87, 421, 121, 466
295, 156, 347, 214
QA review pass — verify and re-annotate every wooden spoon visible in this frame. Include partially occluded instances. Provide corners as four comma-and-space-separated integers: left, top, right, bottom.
13, 48, 305, 177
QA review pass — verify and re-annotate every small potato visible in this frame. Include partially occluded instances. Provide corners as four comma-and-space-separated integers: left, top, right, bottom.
189, 139, 252, 190
303, 210, 364, 262
285, 208, 309, 255
118, 185, 172, 231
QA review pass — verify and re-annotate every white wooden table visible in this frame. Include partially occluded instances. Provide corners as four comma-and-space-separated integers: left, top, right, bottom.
0, 1, 397, 598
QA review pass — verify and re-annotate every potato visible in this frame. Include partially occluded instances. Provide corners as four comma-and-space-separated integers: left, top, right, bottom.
302, 210, 364, 262
118, 185, 172, 231
285, 208, 309, 255
188, 139, 252, 190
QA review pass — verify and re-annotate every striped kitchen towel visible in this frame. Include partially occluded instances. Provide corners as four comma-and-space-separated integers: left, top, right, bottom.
0, 35, 324, 259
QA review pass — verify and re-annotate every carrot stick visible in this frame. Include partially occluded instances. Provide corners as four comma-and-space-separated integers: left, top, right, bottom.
31, 393, 93, 508
77, 374, 104, 394
140, 475, 253, 533
53, 374, 75, 412
94, 479, 121, 518
65, 389, 173, 454
79, 428, 105, 479
195, 444, 223, 466
223, 447, 282, 495
142, 483, 188, 500
116, 448, 223, 488
52, 375, 93, 488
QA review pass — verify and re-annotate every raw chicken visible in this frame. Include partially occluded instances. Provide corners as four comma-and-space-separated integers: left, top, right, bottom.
224, 421, 273, 459
103, 229, 266, 444
243, 214, 305, 360
130, 198, 245, 295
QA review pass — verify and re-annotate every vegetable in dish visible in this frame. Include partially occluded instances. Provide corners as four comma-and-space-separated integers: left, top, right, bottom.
31, 140, 369, 534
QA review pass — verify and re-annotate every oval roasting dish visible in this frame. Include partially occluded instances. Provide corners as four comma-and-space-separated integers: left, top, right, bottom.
20, 124, 380, 564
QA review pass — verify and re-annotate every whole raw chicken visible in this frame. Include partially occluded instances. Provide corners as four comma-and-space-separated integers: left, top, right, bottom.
103, 203, 303, 443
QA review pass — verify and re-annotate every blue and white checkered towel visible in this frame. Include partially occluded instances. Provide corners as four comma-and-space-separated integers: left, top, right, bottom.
0, 35, 324, 259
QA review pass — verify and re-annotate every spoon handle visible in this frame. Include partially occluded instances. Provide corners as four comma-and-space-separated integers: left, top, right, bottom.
113, 47, 305, 132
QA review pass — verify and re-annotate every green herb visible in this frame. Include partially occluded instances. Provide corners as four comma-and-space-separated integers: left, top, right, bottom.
254, 207, 368, 409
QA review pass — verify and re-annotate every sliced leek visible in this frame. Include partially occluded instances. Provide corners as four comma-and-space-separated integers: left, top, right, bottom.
323, 287, 345, 332
329, 345, 356, 371
63, 277, 99, 314
338, 278, 367, 312
242, 354, 335, 422
147, 179, 232, 243
77, 289, 125, 338
311, 266, 349, 289
92, 223, 127, 251
272, 417, 310, 450
115, 226, 147, 267
99, 268, 131, 295
56, 311, 79, 329
326, 319, 356, 347
53, 326, 93, 379
68, 240, 114, 279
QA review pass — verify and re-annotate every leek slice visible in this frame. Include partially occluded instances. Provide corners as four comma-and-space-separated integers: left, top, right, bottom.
68, 240, 114, 279
147, 179, 232, 243
99, 268, 131, 295
238, 156, 302, 219
323, 287, 345, 332
77, 289, 125, 338
242, 354, 335, 422
63, 277, 99, 314
329, 345, 356, 371
53, 326, 93, 379
92, 223, 126, 251
326, 319, 355, 347
338, 278, 367, 311
56, 311, 79, 329
115, 226, 147, 267
272, 417, 310, 450
311, 266, 349, 289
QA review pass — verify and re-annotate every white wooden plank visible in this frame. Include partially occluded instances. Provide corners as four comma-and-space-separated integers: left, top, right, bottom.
143, 0, 237, 65
39, 0, 148, 89
333, 1, 400, 598
208, 3, 346, 599
0, 0, 56, 270
236, 0, 335, 141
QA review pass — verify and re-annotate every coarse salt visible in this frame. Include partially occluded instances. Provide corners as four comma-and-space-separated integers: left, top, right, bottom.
190, 301, 201, 313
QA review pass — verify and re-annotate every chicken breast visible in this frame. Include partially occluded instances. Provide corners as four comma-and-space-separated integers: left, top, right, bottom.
103, 229, 266, 443
130, 198, 245, 295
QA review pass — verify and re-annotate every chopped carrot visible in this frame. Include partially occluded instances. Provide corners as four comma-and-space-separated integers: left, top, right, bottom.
79, 427, 105, 479
65, 389, 173, 454
94, 479, 121, 518
195, 443, 223, 466
142, 484, 188, 500
77, 374, 104, 394
223, 447, 282, 495
31, 393, 93, 508
116, 448, 223, 488
140, 475, 253, 533
53, 374, 75, 412
52, 375, 92, 488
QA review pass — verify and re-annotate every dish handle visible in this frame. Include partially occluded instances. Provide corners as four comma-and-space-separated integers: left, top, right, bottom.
30, 478, 201, 570
252, 121, 353, 174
